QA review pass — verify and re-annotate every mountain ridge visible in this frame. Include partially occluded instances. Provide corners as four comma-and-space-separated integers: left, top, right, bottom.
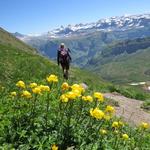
15, 13, 150, 40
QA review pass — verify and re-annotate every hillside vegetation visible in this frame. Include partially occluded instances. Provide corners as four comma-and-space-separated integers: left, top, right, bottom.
0, 27, 37, 53
1, 28, 149, 99
87, 37, 150, 83
0, 43, 110, 92
0, 27, 110, 91
1, 74, 150, 149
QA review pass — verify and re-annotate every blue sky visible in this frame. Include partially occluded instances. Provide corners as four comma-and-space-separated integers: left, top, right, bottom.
0, 0, 150, 34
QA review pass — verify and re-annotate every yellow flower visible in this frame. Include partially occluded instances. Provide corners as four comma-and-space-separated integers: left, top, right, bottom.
112, 121, 124, 128
61, 82, 69, 90
90, 108, 104, 120
86, 96, 93, 102
16, 80, 25, 88
51, 144, 58, 150
72, 89, 81, 97
94, 92, 104, 102
122, 134, 129, 140
22, 90, 32, 99
71, 84, 85, 94
71, 84, 80, 90
100, 129, 107, 135
10, 91, 17, 97
105, 105, 115, 114
60, 94, 69, 102
82, 95, 93, 102
32, 87, 42, 95
140, 122, 149, 129
29, 82, 37, 88
112, 121, 119, 128
46, 74, 58, 83
39, 85, 50, 92
65, 91, 76, 100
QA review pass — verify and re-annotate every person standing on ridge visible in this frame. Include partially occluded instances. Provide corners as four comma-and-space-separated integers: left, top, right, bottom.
57, 43, 71, 79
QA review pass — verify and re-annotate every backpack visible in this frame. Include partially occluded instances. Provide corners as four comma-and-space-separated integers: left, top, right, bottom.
59, 48, 69, 62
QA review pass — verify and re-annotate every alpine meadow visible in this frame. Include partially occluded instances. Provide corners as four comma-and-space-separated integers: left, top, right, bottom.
0, 1, 150, 149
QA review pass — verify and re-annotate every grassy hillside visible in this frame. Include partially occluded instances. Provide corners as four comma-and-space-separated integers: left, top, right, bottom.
1, 42, 150, 101
98, 48, 150, 83
0, 27, 37, 53
0, 44, 56, 85
0, 43, 111, 92
1, 27, 149, 99
87, 37, 150, 83
0, 43, 150, 149
0, 27, 112, 92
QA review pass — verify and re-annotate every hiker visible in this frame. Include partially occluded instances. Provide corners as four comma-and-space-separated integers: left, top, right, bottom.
57, 43, 71, 79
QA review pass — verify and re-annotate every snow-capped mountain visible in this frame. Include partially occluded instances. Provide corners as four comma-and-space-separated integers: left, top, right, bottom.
50, 13, 150, 36
17, 13, 150, 41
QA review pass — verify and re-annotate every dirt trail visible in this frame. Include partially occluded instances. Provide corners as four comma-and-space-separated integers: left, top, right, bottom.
104, 93, 150, 125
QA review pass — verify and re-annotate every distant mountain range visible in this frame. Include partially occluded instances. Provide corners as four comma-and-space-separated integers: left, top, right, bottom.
14, 13, 150, 40
13, 13, 150, 83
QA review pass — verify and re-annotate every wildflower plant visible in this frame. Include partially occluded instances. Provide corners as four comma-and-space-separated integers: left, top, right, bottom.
0, 74, 150, 149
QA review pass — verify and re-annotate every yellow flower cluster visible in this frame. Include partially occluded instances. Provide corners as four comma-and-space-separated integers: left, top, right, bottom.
122, 133, 129, 140
66, 91, 78, 99
16, 80, 25, 88
22, 90, 32, 99
112, 121, 119, 128
51, 144, 58, 150
46, 74, 58, 83
103, 105, 115, 120
61, 82, 69, 90
32, 85, 50, 95
94, 92, 104, 102
112, 121, 124, 128
39, 85, 50, 92
32, 87, 42, 94
90, 107, 104, 120
82, 95, 93, 102
13, 80, 51, 99
60, 94, 69, 102
60, 91, 77, 102
140, 122, 149, 129
60, 83, 85, 102
71, 84, 85, 94
29, 82, 37, 88
105, 105, 115, 114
